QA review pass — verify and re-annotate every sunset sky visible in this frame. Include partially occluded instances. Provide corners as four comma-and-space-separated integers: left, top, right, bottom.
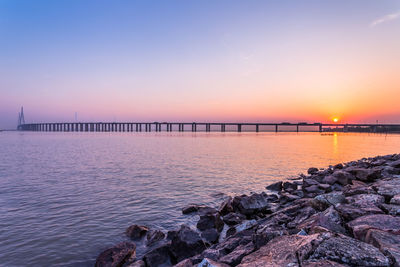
1, 0, 399, 129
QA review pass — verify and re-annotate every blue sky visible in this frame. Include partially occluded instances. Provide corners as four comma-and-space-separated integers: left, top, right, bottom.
1, 0, 399, 129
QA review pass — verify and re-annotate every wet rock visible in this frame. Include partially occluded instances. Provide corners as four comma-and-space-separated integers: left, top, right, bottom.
336, 203, 383, 221
265, 181, 282, 191
219, 242, 254, 266
218, 197, 233, 216
197, 213, 224, 232
238, 233, 326, 267
348, 214, 400, 241
298, 206, 346, 234
365, 229, 400, 266
308, 167, 319, 174
222, 212, 246, 226
198, 258, 230, 267
170, 225, 207, 262
146, 230, 166, 246
310, 234, 390, 267
143, 242, 175, 267
283, 181, 298, 191
126, 225, 149, 240
95, 242, 136, 267
380, 204, 400, 216
233, 192, 274, 216
201, 229, 220, 244
182, 205, 217, 215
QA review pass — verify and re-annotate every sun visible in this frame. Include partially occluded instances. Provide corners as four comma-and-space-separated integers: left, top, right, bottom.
333, 117, 339, 123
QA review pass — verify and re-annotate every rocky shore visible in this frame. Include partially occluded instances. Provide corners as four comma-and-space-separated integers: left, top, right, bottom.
95, 153, 400, 267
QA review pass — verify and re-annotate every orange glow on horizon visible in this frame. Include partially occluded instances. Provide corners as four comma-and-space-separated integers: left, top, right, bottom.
333, 118, 339, 123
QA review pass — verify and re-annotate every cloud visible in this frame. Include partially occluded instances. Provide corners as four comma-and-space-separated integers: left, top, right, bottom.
370, 11, 400, 27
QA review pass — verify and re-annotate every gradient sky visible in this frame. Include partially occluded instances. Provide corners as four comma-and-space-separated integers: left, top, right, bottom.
1, 0, 399, 129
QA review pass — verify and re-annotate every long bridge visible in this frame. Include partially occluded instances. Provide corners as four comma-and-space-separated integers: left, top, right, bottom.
16, 122, 400, 133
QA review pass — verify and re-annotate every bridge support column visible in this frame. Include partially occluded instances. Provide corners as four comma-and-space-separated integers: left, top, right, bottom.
256, 124, 259, 132
238, 124, 242, 132
296, 125, 299, 132
319, 125, 323, 132
275, 125, 278, 132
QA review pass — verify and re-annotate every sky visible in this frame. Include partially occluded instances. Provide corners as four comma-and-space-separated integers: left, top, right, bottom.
1, 0, 399, 129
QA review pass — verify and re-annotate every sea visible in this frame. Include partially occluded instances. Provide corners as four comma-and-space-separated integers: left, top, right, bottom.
1, 131, 399, 266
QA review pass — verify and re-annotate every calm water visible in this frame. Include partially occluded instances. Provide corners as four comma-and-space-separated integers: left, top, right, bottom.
1, 131, 400, 266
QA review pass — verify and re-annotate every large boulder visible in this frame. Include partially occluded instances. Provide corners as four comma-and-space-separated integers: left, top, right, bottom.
298, 206, 346, 234
233, 192, 275, 216
265, 181, 282, 191
146, 230, 166, 246
336, 203, 383, 221
197, 213, 224, 232
365, 229, 400, 266
126, 225, 149, 240
308, 167, 319, 174
222, 212, 246, 226
348, 214, 400, 241
332, 170, 354, 185
218, 197, 234, 215
143, 242, 174, 267
345, 194, 385, 207
309, 234, 390, 266
201, 228, 220, 244
237, 233, 326, 267
312, 192, 345, 211
169, 225, 207, 262
373, 178, 400, 199
219, 242, 254, 266
182, 205, 217, 215
95, 242, 136, 267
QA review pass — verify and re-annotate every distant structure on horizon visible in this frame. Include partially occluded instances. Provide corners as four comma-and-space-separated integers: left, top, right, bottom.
17, 107, 25, 130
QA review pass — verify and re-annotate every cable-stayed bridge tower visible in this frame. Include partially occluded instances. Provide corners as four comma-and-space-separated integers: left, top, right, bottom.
17, 107, 25, 130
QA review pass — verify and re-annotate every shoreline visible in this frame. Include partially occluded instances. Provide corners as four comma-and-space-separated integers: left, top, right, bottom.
95, 153, 400, 267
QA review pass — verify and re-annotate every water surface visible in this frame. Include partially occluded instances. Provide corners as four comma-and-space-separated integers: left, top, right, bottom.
1, 131, 399, 266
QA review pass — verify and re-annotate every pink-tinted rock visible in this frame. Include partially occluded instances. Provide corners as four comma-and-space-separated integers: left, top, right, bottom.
336, 203, 383, 221
95, 242, 136, 267
365, 229, 400, 267
348, 214, 400, 241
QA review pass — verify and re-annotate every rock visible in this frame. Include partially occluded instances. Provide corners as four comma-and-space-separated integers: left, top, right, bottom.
238, 233, 326, 267
265, 181, 282, 191
279, 192, 300, 203
143, 243, 174, 267
332, 170, 354, 185
126, 260, 145, 267
304, 185, 320, 193
219, 242, 254, 266
373, 178, 400, 199
345, 194, 385, 207
334, 163, 344, 169
283, 181, 298, 191
343, 180, 374, 196
336, 203, 383, 221
322, 175, 337, 185
233, 192, 274, 216
312, 191, 345, 211
348, 167, 381, 182
252, 223, 288, 249
170, 225, 207, 262
197, 213, 224, 232
303, 178, 320, 187
219, 197, 233, 215
390, 194, 400, 205
182, 205, 217, 215
198, 258, 230, 267
222, 213, 246, 226
298, 206, 346, 234
95, 242, 136, 267
389, 159, 400, 168
348, 214, 400, 241
380, 204, 400, 216
303, 260, 348, 266
365, 229, 400, 266
126, 225, 149, 240
317, 183, 331, 191
309, 234, 390, 267
146, 230, 166, 246
308, 167, 319, 174
201, 229, 220, 244
174, 258, 193, 267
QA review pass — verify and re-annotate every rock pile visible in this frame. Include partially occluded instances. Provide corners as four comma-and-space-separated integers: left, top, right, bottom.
95, 153, 400, 267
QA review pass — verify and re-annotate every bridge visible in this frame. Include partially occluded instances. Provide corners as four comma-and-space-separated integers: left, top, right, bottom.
16, 122, 400, 133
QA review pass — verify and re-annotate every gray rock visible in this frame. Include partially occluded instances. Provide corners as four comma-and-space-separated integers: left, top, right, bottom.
143, 242, 174, 267
174, 258, 193, 267
389, 159, 400, 168
126, 225, 149, 240
218, 197, 233, 216
198, 258, 230, 267
170, 225, 207, 262
365, 229, 400, 267
146, 230, 166, 246
126, 260, 145, 267
219, 242, 254, 266
201, 228, 220, 244
298, 206, 347, 234
182, 205, 217, 215
373, 178, 400, 199
390, 194, 400, 205
312, 191, 345, 211
308, 167, 319, 174
380, 204, 400, 216
303, 260, 348, 266
265, 181, 282, 191
95, 242, 136, 267
322, 175, 337, 185
197, 213, 224, 232
283, 181, 298, 191
310, 234, 390, 266
222, 212, 246, 226
233, 192, 275, 216
345, 194, 385, 207
333, 170, 354, 185
336, 203, 383, 221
